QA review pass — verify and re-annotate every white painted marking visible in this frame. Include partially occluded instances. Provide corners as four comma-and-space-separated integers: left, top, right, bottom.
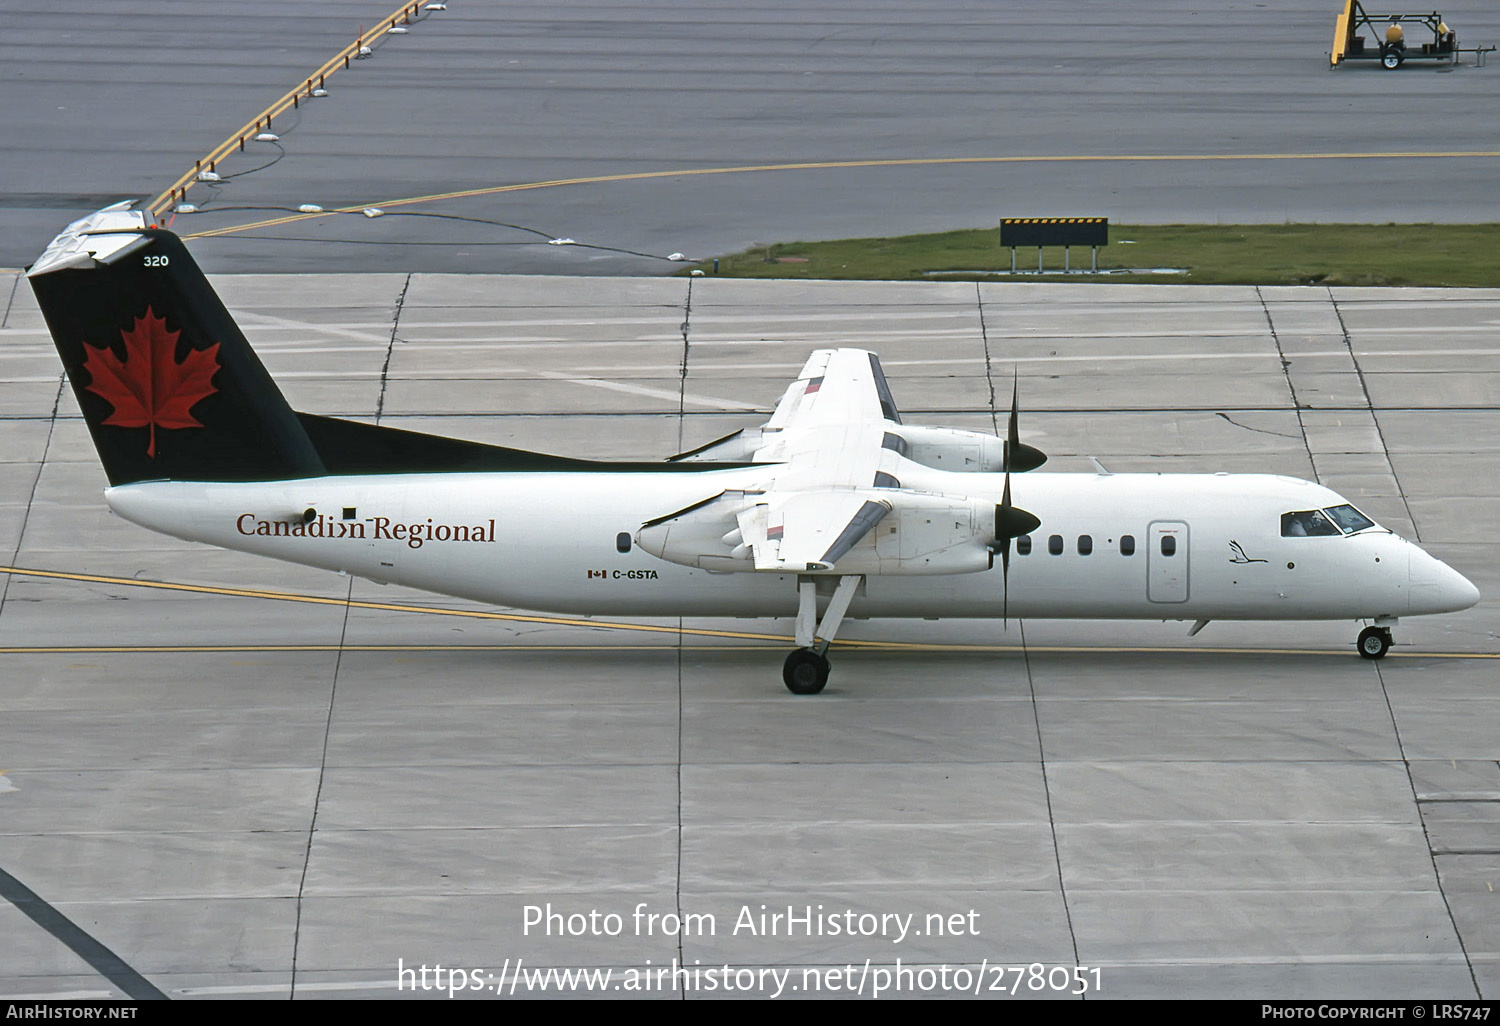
175, 980, 389, 995
236, 310, 389, 344
534, 370, 760, 410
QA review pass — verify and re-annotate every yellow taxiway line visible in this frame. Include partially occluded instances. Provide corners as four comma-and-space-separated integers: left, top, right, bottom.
1, 565, 1493, 659
138, 0, 1499, 237
182, 150, 1500, 241
0, 564, 790, 644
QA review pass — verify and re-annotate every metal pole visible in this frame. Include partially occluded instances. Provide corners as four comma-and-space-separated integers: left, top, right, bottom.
1064, 246, 1070, 273
1037, 247, 1043, 273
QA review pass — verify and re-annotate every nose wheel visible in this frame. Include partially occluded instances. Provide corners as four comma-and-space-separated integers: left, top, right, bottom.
1358, 625, 1392, 659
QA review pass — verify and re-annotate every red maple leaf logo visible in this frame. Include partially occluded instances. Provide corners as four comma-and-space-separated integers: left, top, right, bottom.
81, 307, 220, 458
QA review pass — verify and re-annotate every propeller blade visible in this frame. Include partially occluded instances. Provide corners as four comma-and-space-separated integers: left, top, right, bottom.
1007, 374, 1020, 466
1001, 536, 1011, 626
992, 460, 1040, 630
993, 373, 1045, 629
1004, 372, 1048, 473
992, 465, 1041, 548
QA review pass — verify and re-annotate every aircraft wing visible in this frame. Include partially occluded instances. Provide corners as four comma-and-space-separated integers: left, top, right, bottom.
736, 491, 892, 572
642, 349, 913, 572
762, 348, 900, 437
736, 350, 904, 570
749, 348, 901, 487
640, 347, 1004, 577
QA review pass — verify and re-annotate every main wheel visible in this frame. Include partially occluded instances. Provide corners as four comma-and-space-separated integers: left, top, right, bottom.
1358, 626, 1392, 659
783, 648, 830, 695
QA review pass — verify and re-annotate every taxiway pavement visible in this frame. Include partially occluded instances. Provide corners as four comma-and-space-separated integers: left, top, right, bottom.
1, 271, 1496, 998
4, 1, 1500, 274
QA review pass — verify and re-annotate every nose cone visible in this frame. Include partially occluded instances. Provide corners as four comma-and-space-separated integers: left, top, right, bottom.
1439, 564, 1482, 612
1408, 547, 1481, 615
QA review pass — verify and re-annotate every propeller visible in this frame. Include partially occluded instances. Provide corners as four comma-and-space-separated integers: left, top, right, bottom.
1004, 372, 1047, 473
989, 373, 1044, 624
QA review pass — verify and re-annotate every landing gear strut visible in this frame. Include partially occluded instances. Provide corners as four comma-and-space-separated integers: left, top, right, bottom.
1358, 624, 1393, 659
783, 574, 861, 695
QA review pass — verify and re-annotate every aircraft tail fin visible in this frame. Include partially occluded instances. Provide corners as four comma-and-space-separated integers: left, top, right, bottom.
27, 205, 326, 486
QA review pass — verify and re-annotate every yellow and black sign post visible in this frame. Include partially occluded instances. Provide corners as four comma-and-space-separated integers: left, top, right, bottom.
999, 217, 1108, 274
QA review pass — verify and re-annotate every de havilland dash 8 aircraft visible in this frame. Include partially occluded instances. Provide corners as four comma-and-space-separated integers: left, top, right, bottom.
26, 205, 1480, 693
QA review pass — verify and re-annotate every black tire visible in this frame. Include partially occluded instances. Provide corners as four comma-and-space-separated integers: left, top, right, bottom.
1381, 49, 1403, 69
1358, 626, 1392, 659
783, 648, 830, 694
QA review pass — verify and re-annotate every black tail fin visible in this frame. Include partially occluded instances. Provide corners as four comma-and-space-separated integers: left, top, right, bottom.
27, 206, 325, 485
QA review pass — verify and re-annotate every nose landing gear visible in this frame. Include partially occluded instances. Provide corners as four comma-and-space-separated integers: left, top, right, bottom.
1358, 624, 1393, 659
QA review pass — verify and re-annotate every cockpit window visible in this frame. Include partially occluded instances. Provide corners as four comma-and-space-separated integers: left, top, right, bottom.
1324, 504, 1376, 535
1281, 510, 1341, 537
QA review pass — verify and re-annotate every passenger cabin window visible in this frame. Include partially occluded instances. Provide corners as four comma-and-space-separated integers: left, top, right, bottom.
1017, 535, 1032, 555
1120, 534, 1135, 556
1048, 534, 1064, 556
1325, 504, 1376, 534
1281, 510, 1340, 537
1077, 535, 1093, 555
616, 532, 632, 553
1160, 535, 1177, 556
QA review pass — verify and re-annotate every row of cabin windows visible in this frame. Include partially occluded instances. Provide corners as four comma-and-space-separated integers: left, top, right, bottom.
1015, 534, 1176, 557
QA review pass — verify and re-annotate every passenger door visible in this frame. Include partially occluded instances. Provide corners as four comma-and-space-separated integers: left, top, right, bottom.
1148, 521, 1189, 603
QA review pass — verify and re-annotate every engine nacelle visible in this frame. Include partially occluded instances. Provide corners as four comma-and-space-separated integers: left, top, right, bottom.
637, 490, 997, 575
669, 428, 765, 463
673, 424, 1044, 473
868, 496, 995, 574
886, 425, 1006, 473
637, 491, 757, 571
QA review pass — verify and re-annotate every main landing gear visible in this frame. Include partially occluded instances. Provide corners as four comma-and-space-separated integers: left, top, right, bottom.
783, 648, 831, 695
783, 574, 862, 695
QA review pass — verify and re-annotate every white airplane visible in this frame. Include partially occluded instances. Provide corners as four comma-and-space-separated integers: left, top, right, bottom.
27, 205, 1480, 693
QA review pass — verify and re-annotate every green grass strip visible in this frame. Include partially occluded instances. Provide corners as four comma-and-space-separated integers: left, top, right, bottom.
686, 224, 1500, 287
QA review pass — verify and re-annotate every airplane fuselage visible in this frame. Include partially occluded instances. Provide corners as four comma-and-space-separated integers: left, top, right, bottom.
105, 466, 1476, 623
